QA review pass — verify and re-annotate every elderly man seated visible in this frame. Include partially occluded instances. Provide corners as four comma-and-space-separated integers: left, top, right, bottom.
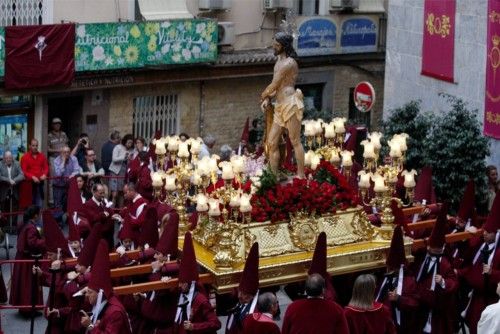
0, 150, 24, 212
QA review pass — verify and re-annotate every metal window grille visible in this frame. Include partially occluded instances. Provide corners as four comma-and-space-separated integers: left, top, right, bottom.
0, 0, 44, 26
133, 95, 179, 144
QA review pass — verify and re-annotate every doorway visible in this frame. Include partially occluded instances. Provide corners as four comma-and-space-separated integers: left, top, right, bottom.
47, 96, 84, 148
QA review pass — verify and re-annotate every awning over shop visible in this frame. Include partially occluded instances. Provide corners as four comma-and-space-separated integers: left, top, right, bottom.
137, 0, 193, 20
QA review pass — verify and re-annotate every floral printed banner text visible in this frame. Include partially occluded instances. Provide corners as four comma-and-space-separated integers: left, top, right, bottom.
75, 19, 218, 71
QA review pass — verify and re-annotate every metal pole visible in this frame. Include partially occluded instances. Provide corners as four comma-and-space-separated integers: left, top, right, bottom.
30, 254, 42, 334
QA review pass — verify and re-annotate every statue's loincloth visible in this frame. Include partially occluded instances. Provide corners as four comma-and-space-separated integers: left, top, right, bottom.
273, 89, 304, 128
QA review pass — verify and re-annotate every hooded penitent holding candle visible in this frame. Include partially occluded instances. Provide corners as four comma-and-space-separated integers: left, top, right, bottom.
81, 240, 132, 333
226, 243, 260, 334
412, 203, 458, 334
457, 193, 500, 334
174, 232, 221, 334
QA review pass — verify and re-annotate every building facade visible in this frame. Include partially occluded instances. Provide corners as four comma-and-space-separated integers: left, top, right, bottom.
0, 0, 387, 159
384, 0, 500, 167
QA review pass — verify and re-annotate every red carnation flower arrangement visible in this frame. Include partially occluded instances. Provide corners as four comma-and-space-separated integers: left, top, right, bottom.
251, 160, 359, 222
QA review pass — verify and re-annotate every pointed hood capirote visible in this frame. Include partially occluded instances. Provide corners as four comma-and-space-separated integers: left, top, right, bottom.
429, 203, 449, 249
77, 223, 102, 268
239, 243, 259, 295
386, 225, 406, 269
414, 166, 437, 204
42, 210, 70, 257
457, 179, 476, 223
88, 240, 113, 298
140, 206, 160, 249
308, 232, 327, 278
483, 193, 500, 233
178, 232, 198, 283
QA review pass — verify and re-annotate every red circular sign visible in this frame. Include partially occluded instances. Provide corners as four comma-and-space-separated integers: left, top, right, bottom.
353, 81, 376, 112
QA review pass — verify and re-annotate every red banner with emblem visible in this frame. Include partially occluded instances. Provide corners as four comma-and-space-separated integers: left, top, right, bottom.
421, 0, 456, 82
485, 0, 500, 138
5, 24, 75, 90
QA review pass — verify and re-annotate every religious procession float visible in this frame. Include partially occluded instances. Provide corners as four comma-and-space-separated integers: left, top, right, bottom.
150, 119, 417, 293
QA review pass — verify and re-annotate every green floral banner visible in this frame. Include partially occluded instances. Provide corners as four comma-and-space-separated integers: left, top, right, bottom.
0, 27, 4, 77
75, 19, 218, 71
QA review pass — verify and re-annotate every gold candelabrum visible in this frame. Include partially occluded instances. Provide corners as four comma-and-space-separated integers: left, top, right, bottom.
357, 132, 417, 240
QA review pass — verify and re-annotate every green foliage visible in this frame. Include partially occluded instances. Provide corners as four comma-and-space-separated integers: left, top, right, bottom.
422, 94, 490, 212
382, 101, 434, 171
255, 168, 278, 196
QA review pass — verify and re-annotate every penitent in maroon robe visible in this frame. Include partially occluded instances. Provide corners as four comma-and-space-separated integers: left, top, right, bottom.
136, 163, 153, 201
90, 295, 132, 334
412, 254, 458, 334
173, 291, 221, 334
344, 302, 397, 334
457, 236, 500, 334
242, 313, 280, 334
282, 298, 349, 334
9, 221, 46, 311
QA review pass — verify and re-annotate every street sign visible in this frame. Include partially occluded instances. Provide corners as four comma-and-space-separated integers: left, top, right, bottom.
353, 81, 376, 112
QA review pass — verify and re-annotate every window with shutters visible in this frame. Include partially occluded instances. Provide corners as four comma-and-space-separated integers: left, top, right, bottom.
133, 95, 179, 144
0, 0, 49, 26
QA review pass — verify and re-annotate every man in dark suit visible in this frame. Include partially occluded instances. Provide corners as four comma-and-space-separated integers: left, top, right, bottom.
0, 150, 24, 209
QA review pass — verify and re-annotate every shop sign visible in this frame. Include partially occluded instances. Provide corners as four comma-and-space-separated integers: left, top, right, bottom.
75, 19, 218, 71
297, 17, 337, 56
340, 17, 378, 53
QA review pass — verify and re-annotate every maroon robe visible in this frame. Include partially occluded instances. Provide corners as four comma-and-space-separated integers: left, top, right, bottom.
122, 195, 148, 242
90, 295, 132, 334
10, 221, 46, 309
63, 272, 91, 334
127, 156, 141, 184
282, 298, 349, 334
173, 291, 221, 334
412, 254, 458, 334
136, 163, 153, 201
376, 272, 419, 334
344, 302, 397, 334
41, 265, 71, 334
81, 198, 114, 248
242, 313, 280, 334
457, 236, 500, 334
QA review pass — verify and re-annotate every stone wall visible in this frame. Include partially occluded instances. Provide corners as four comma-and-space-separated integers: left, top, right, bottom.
384, 0, 499, 167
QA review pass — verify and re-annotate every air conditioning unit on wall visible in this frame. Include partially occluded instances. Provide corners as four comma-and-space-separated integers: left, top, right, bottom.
218, 22, 235, 46
263, 0, 292, 10
199, 0, 232, 10
330, 0, 360, 9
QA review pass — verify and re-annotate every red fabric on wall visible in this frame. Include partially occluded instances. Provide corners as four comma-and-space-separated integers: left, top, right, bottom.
5, 24, 75, 89
484, 0, 500, 139
421, 0, 456, 82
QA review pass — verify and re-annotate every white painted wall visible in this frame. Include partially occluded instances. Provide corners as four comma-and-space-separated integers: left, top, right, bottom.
383, 0, 499, 167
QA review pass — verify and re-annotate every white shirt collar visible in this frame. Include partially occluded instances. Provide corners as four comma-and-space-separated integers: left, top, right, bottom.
132, 194, 142, 203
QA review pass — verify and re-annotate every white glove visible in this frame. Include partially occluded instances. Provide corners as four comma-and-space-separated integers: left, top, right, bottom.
465, 226, 478, 233
161, 276, 171, 283
116, 246, 126, 256
112, 214, 123, 222
144, 243, 150, 250
67, 271, 78, 281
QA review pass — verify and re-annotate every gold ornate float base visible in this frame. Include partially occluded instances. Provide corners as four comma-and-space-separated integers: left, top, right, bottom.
187, 206, 413, 293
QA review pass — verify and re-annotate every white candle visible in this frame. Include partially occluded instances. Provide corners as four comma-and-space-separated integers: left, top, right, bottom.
230, 155, 246, 174
152, 172, 163, 187
196, 194, 209, 212
361, 140, 376, 159
368, 132, 383, 150
164, 174, 177, 191
178, 142, 190, 158
208, 156, 219, 173
402, 169, 417, 188
358, 171, 371, 189
190, 138, 202, 154
239, 194, 252, 213
311, 153, 321, 170
394, 133, 408, 152
313, 120, 323, 135
303, 121, 315, 137
372, 174, 387, 192
197, 157, 211, 176
329, 149, 340, 163
192, 171, 202, 186
167, 136, 179, 151
208, 199, 221, 216
304, 150, 315, 167
389, 139, 402, 158
333, 117, 346, 134
154, 138, 167, 155
219, 161, 235, 180
341, 150, 354, 167
324, 122, 335, 138
229, 193, 241, 207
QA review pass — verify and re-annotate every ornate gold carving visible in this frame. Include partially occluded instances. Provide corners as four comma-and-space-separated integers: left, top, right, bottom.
263, 224, 280, 237
350, 210, 375, 241
288, 211, 319, 251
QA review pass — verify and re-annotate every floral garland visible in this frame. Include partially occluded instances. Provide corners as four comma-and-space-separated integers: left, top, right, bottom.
251, 160, 359, 222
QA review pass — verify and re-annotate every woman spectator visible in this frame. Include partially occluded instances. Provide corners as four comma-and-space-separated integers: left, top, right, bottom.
109, 134, 134, 206
128, 137, 147, 183
344, 274, 397, 334
10, 205, 46, 316
75, 174, 92, 203
487, 165, 499, 211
